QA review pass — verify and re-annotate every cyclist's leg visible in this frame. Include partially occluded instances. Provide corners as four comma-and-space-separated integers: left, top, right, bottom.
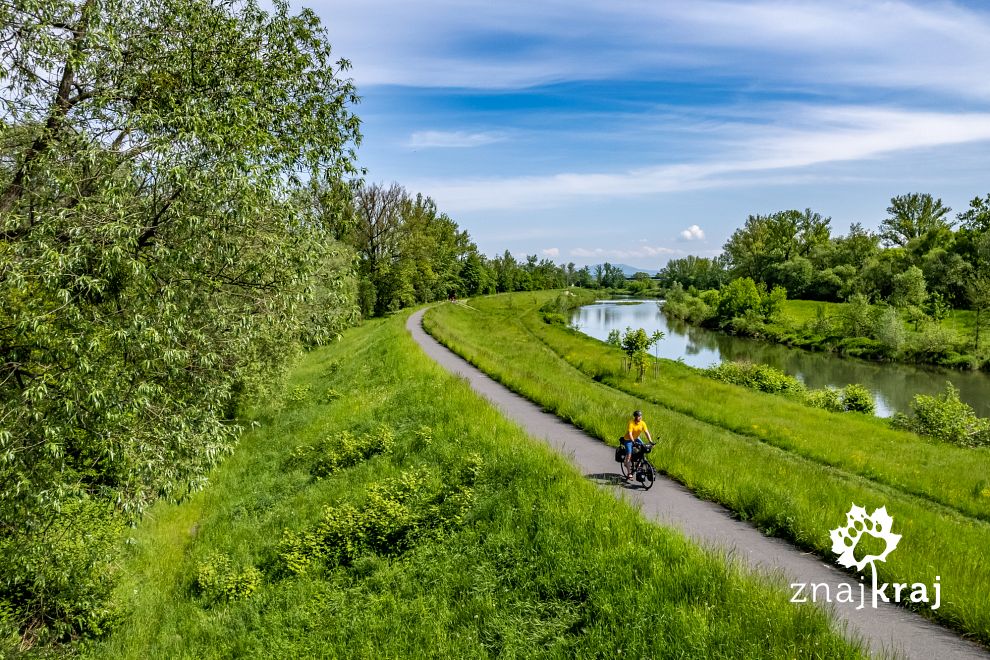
623, 440, 634, 479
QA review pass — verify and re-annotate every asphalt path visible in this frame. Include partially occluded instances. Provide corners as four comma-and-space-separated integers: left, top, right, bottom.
407, 308, 988, 660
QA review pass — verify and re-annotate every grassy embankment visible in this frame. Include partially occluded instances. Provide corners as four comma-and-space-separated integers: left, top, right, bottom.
424, 291, 990, 644
78, 312, 859, 659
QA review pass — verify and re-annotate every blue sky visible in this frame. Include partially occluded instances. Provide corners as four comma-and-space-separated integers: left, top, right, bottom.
305, 0, 990, 269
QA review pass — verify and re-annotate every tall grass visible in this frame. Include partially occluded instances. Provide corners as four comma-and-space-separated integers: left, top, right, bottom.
424, 292, 990, 644
77, 313, 859, 659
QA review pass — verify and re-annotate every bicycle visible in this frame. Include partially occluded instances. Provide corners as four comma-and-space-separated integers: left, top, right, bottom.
620, 440, 657, 490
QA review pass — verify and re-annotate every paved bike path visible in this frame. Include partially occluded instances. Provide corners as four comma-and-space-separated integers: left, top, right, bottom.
407, 308, 987, 660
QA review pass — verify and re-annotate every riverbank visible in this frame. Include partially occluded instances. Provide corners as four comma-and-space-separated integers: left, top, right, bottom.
425, 291, 990, 645
664, 287, 989, 371
76, 311, 858, 659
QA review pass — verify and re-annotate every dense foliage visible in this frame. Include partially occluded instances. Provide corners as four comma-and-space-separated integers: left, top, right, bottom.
0, 0, 365, 644
658, 194, 990, 355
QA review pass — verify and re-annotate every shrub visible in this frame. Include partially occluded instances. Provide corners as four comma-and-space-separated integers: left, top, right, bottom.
277, 459, 482, 575
309, 427, 395, 478
540, 312, 567, 326
195, 553, 263, 604
716, 278, 763, 321
871, 305, 905, 356
0, 500, 122, 645
806, 387, 844, 412
704, 361, 805, 397
841, 384, 875, 414
890, 382, 990, 447
725, 309, 767, 337
909, 322, 957, 361
838, 337, 887, 360
842, 293, 872, 336
606, 329, 621, 347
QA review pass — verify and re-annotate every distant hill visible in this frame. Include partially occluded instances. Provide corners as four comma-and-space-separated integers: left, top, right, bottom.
610, 263, 660, 277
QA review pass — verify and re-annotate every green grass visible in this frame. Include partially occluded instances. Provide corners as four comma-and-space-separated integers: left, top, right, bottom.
779, 299, 849, 327
424, 291, 990, 644
78, 312, 860, 659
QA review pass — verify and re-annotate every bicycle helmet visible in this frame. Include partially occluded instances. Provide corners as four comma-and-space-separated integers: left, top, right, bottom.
633, 410, 642, 417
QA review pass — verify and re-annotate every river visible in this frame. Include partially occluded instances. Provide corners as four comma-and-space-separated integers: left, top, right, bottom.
569, 299, 990, 418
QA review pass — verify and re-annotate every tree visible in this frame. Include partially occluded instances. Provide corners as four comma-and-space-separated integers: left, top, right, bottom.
620, 327, 664, 382
880, 193, 953, 247
967, 276, 990, 351
1, 0, 360, 640
958, 194, 990, 233
890, 265, 928, 330
600, 262, 626, 289
716, 277, 763, 321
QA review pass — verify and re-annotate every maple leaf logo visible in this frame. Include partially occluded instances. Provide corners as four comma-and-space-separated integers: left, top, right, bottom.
829, 504, 901, 572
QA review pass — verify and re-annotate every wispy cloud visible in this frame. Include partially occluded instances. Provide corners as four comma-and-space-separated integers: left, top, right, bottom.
406, 131, 505, 149
541, 247, 560, 257
680, 225, 705, 240
319, 1, 990, 99
408, 106, 990, 212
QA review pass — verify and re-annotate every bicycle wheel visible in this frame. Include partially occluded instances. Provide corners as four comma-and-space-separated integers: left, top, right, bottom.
638, 460, 656, 490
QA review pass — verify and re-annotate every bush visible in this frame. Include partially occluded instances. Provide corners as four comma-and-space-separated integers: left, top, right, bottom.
704, 361, 805, 397
540, 312, 567, 326
806, 387, 844, 412
838, 337, 887, 360
277, 459, 482, 575
716, 278, 763, 321
0, 500, 122, 645
195, 553, 263, 604
871, 305, 905, 356
890, 382, 990, 447
288, 426, 394, 477
725, 309, 767, 337
841, 384, 875, 414
908, 322, 957, 361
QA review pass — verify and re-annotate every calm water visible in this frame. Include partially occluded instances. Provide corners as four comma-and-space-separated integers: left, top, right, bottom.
570, 300, 990, 418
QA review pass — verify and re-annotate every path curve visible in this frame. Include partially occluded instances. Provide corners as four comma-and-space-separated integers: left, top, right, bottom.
407, 308, 987, 660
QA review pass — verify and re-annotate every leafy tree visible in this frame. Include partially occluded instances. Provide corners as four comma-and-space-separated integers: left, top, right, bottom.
620, 327, 663, 382
716, 277, 763, 321
880, 193, 953, 247
958, 194, 990, 233
890, 265, 928, 329
1, 0, 361, 640
656, 254, 727, 290
966, 276, 990, 351
599, 262, 627, 289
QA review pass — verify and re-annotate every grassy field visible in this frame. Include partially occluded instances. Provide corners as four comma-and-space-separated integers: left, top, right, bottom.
424, 291, 990, 644
76, 311, 860, 659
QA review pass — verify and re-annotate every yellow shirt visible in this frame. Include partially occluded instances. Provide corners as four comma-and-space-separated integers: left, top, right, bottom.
625, 419, 648, 440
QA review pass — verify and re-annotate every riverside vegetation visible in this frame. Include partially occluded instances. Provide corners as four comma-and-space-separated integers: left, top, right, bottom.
654, 197, 990, 370
71, 314, 864, 659
424, 290, 990, 644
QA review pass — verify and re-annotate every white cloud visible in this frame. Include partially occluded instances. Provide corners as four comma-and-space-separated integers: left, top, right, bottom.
317, 1, 990, 99
541, 247, 560, 257
406, 131, 504, 149
407, 106, 990, 212
680, 224, 705, 240
570, 246, 676, 259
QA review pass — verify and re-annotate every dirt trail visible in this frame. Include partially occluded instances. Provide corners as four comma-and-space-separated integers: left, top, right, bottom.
407, 308, 987, 660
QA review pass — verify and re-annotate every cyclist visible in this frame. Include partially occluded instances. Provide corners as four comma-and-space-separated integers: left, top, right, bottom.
622, 409, 652, 482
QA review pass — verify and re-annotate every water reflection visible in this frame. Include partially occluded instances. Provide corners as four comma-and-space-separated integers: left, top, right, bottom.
570, 300, 990, 418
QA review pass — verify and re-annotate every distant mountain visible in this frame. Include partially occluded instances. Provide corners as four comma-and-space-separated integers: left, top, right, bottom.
610, 263, 660, 277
